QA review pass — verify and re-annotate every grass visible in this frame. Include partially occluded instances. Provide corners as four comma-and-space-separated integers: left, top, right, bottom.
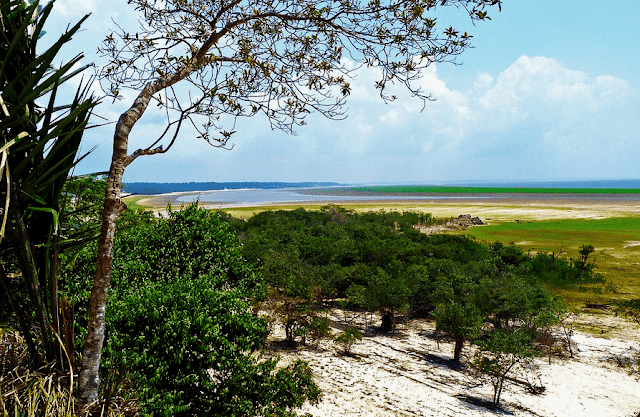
122, 195, 147, 211
348, 185, 640, 194
461, 217, 640, 307
0, 328, 140, 417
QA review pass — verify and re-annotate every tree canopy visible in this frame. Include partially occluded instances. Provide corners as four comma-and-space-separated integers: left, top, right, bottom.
100, 0, 502, 143
80, 0, 502, 406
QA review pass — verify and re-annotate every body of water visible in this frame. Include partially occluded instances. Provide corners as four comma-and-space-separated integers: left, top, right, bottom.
175, 186, 640, 207
176, 188, 481, 206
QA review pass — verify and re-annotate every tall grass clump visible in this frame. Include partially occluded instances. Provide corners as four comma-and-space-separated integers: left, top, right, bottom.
0, 328, 139, 416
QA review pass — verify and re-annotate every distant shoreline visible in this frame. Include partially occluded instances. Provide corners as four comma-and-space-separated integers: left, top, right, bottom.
129, 188, 640, 216
122, 179, 640, 196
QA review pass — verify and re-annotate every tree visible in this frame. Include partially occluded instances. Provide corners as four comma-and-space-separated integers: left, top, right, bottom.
432, 273, 482, 363
470, 329, 540, 408
62, 203, 320, 415
79, 0, 502, 405
0, 0, 97, 367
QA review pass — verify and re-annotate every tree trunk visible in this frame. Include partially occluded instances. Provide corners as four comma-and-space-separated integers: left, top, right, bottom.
380, 310, 395, 333
76, 125, 128, 408
76, 76, 176, 408
453, 336, 464, 363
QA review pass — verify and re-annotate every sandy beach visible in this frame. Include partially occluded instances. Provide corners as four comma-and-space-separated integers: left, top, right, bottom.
130, 190, 640, 222
271, 310, 640, 417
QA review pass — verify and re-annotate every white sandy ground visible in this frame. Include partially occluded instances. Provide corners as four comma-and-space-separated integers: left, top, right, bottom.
270, 311, 640, 417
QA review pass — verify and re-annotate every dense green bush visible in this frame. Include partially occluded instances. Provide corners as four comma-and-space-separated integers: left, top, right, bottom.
524, 251, 605, 287
231, 207, 578, 338
61, 204, 320, 416
105, 275, 320, 416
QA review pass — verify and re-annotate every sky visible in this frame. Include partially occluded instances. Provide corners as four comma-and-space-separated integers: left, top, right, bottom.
44, 0, 640, 185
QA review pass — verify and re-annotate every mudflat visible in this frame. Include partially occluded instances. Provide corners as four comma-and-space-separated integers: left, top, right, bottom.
130, 191, 640, 222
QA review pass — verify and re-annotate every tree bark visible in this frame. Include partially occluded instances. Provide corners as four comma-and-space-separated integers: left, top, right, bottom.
76, 125, 128, 408
453, 336, 464, 363
76, 76, 181, 408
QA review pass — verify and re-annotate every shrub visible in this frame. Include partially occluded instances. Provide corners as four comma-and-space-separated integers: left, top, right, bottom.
335, 326, 362, 354
470, 329, 541, 407
62, 204, 320, 416
105, 276, 320, 416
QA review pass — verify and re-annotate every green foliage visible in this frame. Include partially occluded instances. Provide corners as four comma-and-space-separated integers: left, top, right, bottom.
335, 326, 362, 354
470, 329, 540, 407
105, 276, 320, 416
0, 0, 97, 366
233, 207, 568, 341
59, 174, 107, 249
62, 204, 264, 337
62, 204, 320, 415
525, 251, 605, 288
432, 274, 483, 362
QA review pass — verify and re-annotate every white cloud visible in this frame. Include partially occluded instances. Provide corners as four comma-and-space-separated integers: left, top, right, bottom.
76, 52, 637, 183
316, 54, 634, 180
51, 0, 98, 17
477, 56, 629, 123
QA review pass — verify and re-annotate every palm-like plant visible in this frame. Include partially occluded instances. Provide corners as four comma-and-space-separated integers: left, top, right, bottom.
0, 0, 98, 368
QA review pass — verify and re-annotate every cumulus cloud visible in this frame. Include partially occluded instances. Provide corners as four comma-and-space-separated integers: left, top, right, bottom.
315, 54, 634, 181
77, 53, 637, 183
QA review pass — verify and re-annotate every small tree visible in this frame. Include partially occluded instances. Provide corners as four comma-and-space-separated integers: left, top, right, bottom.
574, 244, 596, 277
470, 329, 540, 408
335, 326, 362, 355
434, 301, 483, 363
78, 0, 503, 405
432, 274, 482, 363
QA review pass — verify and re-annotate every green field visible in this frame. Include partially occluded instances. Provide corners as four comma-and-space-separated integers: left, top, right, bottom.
461, 217, 640, 306
349, 185, 640, 194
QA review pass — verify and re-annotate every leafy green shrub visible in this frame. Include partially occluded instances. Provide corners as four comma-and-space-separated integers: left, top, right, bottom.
525, 251, 606, 288
307, 316, 333, 342
335, 326, 362, 354
61, 205, 263, 341
105, 275, 320, 416
62, 204, 320, 416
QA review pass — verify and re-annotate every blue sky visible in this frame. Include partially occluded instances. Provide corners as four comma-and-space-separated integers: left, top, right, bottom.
45, 0, 640, 184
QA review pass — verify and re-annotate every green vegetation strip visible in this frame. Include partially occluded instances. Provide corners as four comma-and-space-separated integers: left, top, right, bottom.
349, 185, 640, 194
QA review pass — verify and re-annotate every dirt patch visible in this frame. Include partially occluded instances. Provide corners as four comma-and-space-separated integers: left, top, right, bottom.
416, 214, 485, 235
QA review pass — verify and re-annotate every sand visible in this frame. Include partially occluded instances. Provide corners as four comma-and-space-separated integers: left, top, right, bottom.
130, 191, 640, 222
271, 310, 640, 417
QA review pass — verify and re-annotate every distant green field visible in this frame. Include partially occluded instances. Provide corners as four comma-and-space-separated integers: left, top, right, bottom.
462, 217, 640, 306
350, 185, 640, 194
